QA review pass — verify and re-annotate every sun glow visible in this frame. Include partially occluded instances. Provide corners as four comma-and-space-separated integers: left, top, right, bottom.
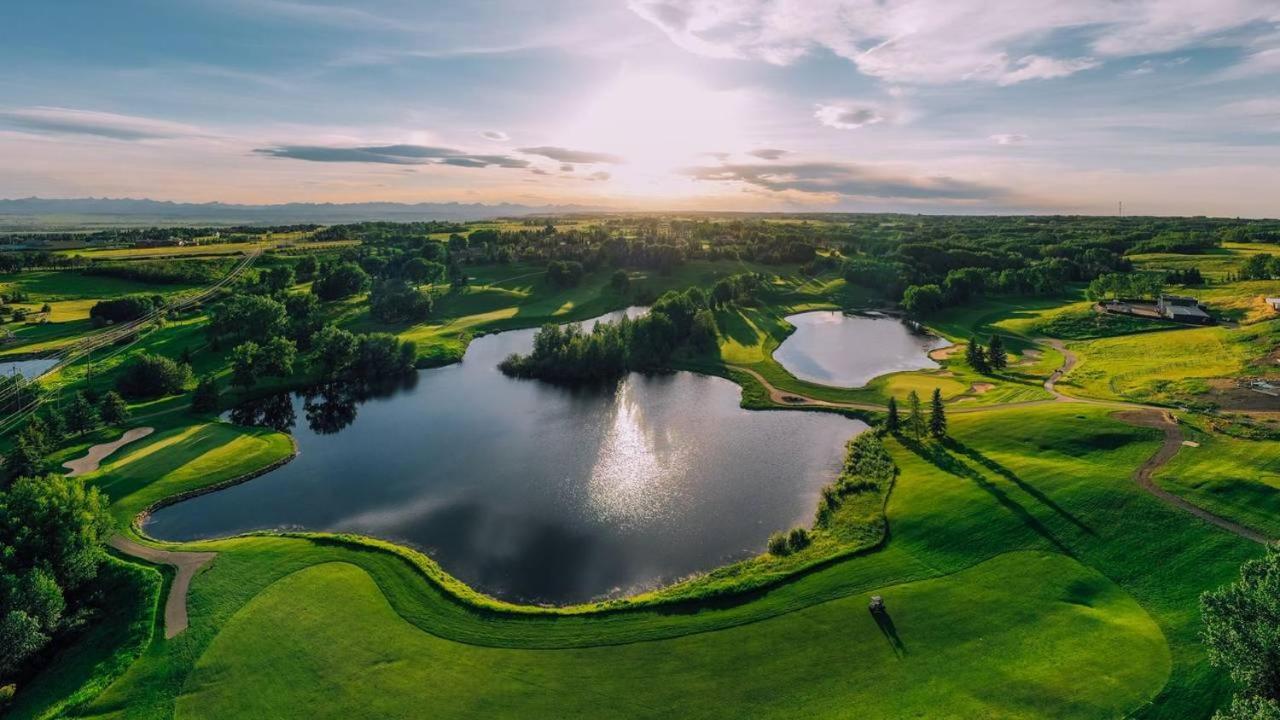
562, 69, 750, 196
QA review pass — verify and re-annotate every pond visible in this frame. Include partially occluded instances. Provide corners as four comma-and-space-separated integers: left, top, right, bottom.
145, 310, 866, 605
773, 311, 949, 388
0, 357, 58, 380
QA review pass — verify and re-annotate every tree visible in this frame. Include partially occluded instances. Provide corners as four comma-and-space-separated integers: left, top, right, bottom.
284, 293, 324, 348
65, 392, 99, 436
207, 294, 288, 346
929, 388, 947, 438
230, 342, 260, 390
0, 473, 111, 678
901, 284, 944, 315
610, 270, 631, 294
885, 397, 900, 434
448, 262, 468, 290
311, 262, 370, 301
690, 309, 717, 351
312, 325, 357, 379
987, 334, 1008, 371
7, 434, 45, 480
98, 391, 129, 425
403, 257, 445, 285
966, 337, 990, 373
258, 265, 295, 294
258, 336, 297, 378
192, 375, 220, 412
1202, 544, 1280, 718
546, 260, 585, 288
906, 390, 925, 441
369, 280, 433, 323
116, 354, 192, 399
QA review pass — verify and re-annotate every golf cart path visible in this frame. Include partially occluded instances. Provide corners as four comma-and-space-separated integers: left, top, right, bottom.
109, 536, 216, 639
1114, 409, 1270, 544
62, 426, 154, 476
734, 337, 1271, 545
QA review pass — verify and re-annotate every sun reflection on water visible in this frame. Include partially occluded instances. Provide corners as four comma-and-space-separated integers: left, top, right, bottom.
587, 382, 686, 528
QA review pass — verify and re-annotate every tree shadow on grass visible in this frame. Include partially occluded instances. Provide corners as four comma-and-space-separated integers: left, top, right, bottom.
900, 437, 1075, 557
942, 438, 1096, 537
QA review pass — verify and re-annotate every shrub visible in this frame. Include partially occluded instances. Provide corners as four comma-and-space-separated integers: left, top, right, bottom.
767, 532, 790, 556
116, 353, 191, 399
786, 527, 811, 553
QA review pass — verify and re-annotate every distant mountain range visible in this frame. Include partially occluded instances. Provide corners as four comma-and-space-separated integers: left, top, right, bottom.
0, 197, 616, 229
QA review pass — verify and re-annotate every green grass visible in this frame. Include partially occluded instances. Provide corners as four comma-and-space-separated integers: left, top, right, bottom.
1153, 424, 1280, 538
16, 403, 1257, 720
1062, 326, 1255, 403
178, 553, 1166, 720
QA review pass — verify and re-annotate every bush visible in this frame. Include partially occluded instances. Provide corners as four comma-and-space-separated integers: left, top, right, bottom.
767, 532, 790, 556
116, 353, 191, 399
192, 375, 220, 412
786, 527, 811, 552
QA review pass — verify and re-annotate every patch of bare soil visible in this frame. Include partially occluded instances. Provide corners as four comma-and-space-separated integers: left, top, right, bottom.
969, 383, 995, 394
1202, 378, 1280, 412
929, 344, 961, 361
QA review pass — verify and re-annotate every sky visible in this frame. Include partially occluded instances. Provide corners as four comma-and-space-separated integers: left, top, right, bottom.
2, 0, 1280, 216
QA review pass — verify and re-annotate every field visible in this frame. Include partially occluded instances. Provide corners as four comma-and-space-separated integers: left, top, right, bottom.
6, 222, 1280, 720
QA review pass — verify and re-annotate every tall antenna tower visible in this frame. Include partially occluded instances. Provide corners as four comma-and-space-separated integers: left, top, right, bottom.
1118, 201, 1124, 217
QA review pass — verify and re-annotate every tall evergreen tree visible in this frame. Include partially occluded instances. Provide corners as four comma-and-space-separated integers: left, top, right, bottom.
906, 390, 925, 440
98, 391, 129, 425
966, 336, 990, 373
192, 375, 220, 413
929, 387, 947, 439
885, 397, 900, 435
987, 334, 1008, 371
65, 392, 99, 436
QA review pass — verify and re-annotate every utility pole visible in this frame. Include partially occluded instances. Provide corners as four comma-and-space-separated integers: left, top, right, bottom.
1118, 201, 1124, 217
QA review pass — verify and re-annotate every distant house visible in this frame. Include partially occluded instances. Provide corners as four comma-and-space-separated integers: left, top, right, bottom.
1156, 294, 1213, 325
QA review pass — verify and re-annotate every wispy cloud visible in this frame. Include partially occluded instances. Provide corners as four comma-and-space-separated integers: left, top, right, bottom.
747, 148, 787, 160
518, 146, 624, 164
482, 130, 510, 141
254, 144, 530, 168
630, 0, 1280, 85
0, 107, 203, 141
682, 161, 1007, 201
990, 133, 1028, 145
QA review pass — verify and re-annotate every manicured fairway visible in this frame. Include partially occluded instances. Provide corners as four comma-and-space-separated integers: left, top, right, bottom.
179, 553, 1168, 720
1153, 425, 1280, 538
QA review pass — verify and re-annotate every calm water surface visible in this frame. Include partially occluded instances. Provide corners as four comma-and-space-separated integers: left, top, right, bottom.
1, 357, 58, 379
774, 311, 949, 388
146, 310, 865, 604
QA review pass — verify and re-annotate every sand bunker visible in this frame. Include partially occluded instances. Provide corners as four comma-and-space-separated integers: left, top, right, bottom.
63, 426, 154, 476
969, 383, 996, 394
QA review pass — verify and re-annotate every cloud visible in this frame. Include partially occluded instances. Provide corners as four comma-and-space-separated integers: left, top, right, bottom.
0, 106, 202, 140
747, 148, 787, 160
560, 163, 575, 172
629, 0, 1280, 85
990, 133, 1027, 145
517, 146, 624, 164
588, 171, 611, 181
481, 130, 510, 141
254, 144, 530, 168
682, 161, 1006, 201
815, 103, 887, 130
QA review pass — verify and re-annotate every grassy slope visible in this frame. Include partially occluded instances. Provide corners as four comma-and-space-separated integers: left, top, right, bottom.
39, 403, 1260, 720
179, 554, 1166, 720
1153, 423, 1280, 538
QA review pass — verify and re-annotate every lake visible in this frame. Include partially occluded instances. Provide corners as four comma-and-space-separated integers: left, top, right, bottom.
773, 311, 949, 387
145, 310, 866, 605
0, 357, 58, 380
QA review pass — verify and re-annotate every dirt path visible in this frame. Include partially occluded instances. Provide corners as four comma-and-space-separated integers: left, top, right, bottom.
109, 536, 216, 639
62, 426, 154, 476
1114, 409, 1270, 544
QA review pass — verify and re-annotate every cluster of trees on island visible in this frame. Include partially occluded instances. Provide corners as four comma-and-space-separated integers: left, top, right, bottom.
498, 287, 719, 383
